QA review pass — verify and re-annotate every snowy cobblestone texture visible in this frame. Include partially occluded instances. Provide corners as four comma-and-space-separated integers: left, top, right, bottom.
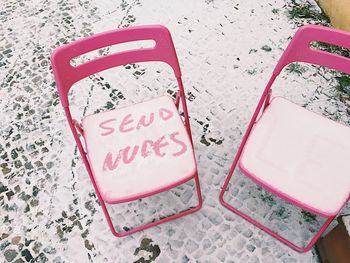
1, 0, 350, 262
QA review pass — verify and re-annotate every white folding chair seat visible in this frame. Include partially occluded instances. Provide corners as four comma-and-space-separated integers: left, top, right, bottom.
83, 96, 196, 203
240, 97, 350, 216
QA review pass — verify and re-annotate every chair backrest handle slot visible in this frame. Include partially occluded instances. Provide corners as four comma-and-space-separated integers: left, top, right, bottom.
274, 25, 350, 75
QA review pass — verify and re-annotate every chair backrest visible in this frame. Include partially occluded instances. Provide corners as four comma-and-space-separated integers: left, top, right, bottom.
51, 25, 182, 107
273, 25, 350, 75
238, 25, 350, 167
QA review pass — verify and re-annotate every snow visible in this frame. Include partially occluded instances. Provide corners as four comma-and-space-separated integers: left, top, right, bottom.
1, 0, 349, 262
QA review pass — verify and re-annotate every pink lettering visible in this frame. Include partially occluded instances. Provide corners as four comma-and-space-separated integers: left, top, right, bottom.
141, 140, 154, 158
103, 151, 121, 171
153, 136, 169, 157
119, 114, 134, 133
169, 131, 187, 157
99, 118, 116, 136
136, 113, 155, 130
121, 146, 139, 164
159, 108, 173, 121
102, 131, 188, 173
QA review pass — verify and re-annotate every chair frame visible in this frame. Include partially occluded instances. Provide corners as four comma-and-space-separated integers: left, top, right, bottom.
220, 25, 350, 252
51, 25, 202, 237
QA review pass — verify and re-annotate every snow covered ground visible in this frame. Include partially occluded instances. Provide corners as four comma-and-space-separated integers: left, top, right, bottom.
1, 0, 349, 262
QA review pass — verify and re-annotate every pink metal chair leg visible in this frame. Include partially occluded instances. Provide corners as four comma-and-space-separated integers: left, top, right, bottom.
174, 90, 181, 109
219, 171, 336, 252
102, 172, 202, 237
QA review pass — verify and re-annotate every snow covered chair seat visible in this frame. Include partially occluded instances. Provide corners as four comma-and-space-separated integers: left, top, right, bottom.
82, 96, 196, 203
239, 97, 350, 216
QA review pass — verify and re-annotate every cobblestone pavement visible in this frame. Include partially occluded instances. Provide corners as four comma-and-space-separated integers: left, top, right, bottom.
1, 0, 350, 262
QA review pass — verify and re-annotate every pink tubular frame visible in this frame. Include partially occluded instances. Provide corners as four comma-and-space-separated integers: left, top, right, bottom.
51, 25, 202, 237
220, 25, 350, 252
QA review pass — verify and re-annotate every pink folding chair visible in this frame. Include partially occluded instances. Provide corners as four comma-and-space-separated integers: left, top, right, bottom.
220, 25, 350, 252
51, 25, 202, 237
